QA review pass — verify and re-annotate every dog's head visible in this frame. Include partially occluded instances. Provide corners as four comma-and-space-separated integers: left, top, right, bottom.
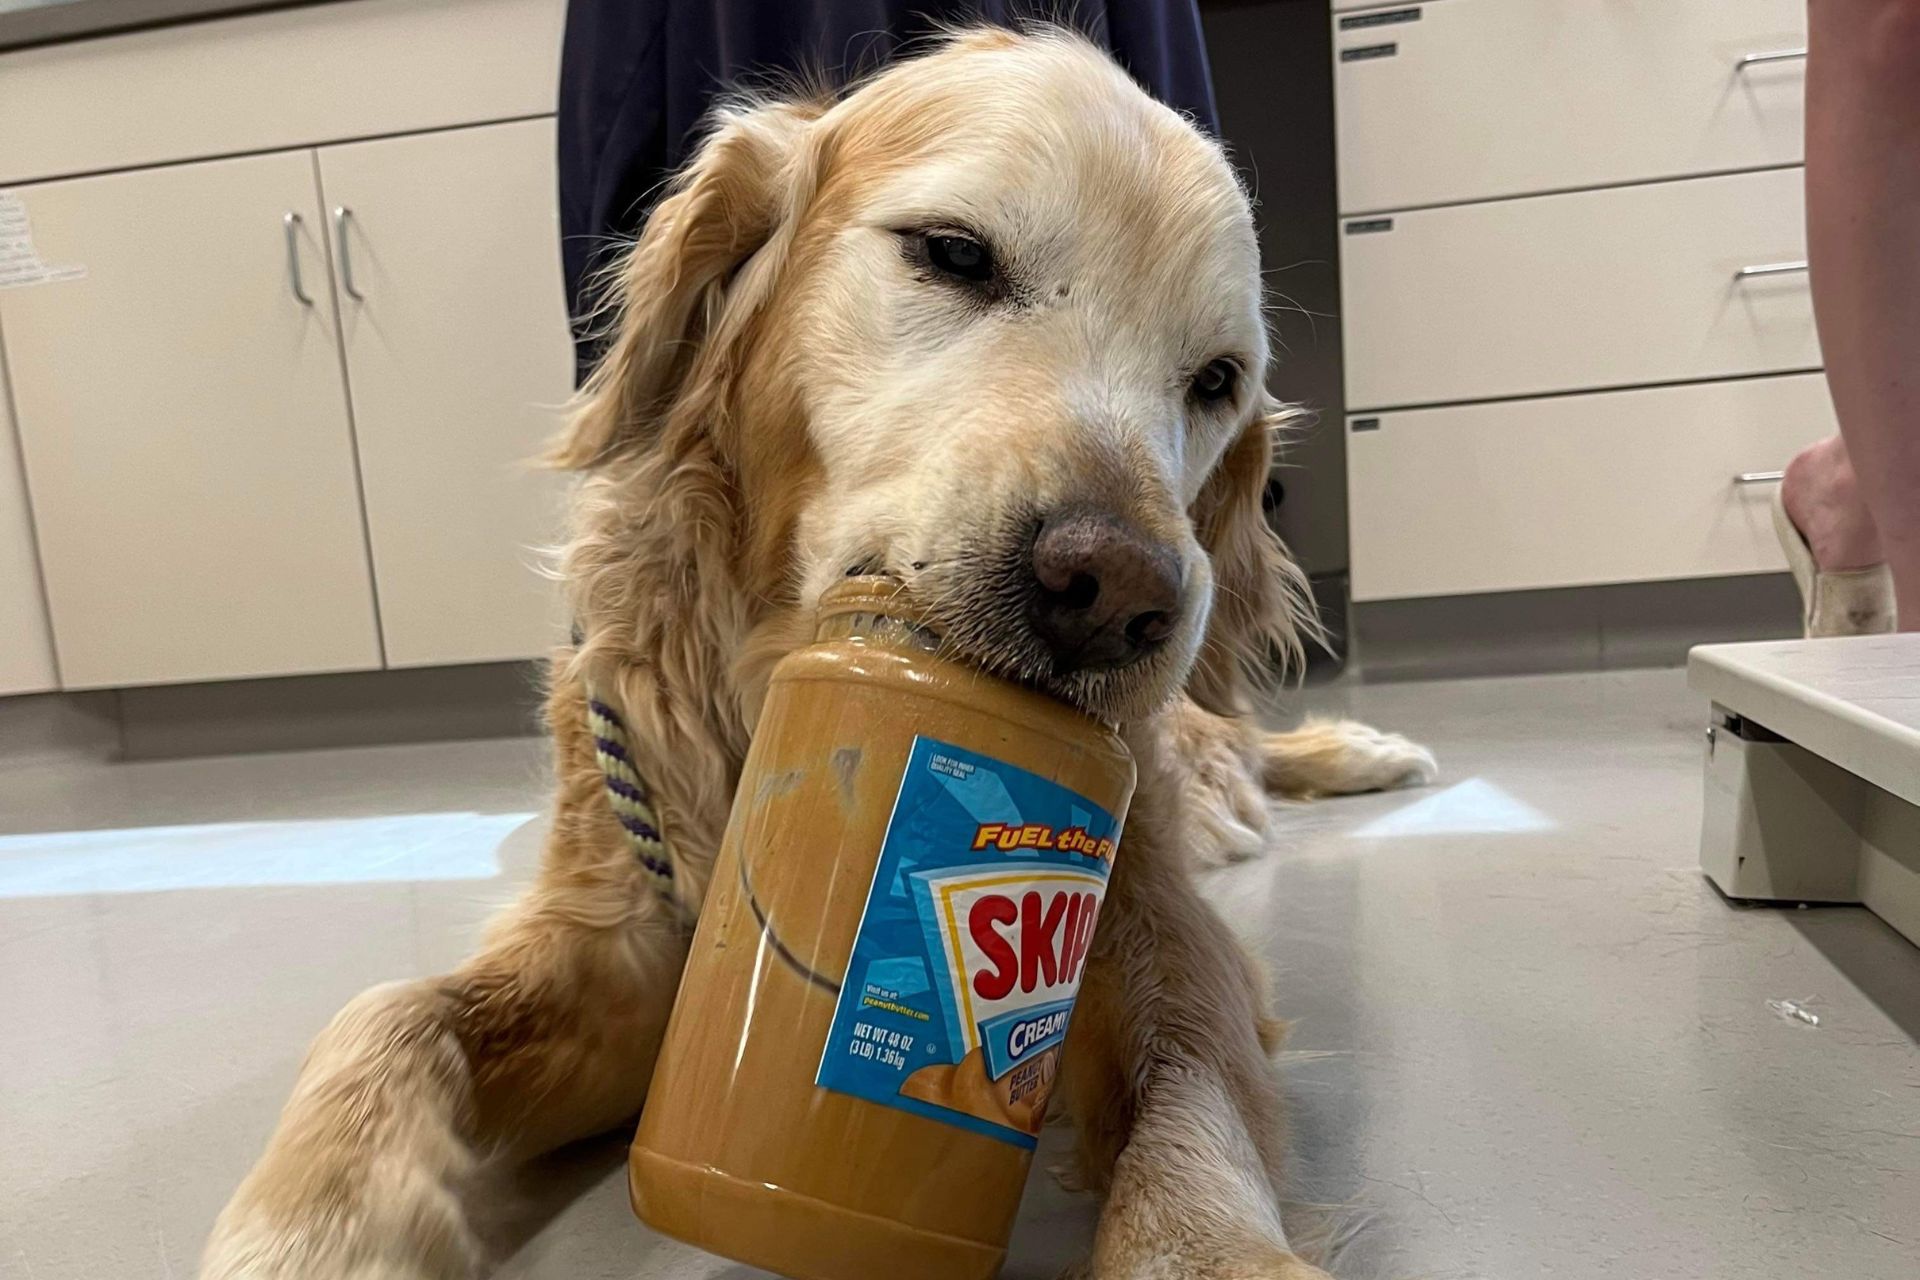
559, 28, 1311, 723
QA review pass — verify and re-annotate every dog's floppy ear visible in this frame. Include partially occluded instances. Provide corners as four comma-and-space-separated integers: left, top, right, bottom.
1188, 401, 1320, 715
551, 98, 822, 469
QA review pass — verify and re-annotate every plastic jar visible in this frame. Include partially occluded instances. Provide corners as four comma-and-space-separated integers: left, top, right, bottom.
629, 577, 1135, 1280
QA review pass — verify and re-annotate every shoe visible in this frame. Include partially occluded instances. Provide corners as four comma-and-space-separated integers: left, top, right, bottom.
1772, 486, 1896, 637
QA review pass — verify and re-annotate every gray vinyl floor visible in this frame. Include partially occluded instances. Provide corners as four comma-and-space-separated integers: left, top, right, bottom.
2, 668, 1915, 1280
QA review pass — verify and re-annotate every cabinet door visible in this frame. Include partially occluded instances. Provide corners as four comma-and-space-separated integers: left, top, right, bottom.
1334, 0, 1807, 213
318, 119, 570, 667
0, 323, 58, 694
0, 152, 381, 688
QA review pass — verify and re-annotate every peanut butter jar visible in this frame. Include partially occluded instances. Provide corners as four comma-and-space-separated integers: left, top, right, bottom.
630, 577, 1136, 1280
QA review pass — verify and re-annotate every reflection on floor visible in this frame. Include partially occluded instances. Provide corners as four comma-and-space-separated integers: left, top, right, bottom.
0, 812, 532, 896
2, 669, 1915, 1280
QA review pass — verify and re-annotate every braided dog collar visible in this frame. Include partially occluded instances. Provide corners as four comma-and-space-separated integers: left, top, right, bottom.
585, 689, 685, 915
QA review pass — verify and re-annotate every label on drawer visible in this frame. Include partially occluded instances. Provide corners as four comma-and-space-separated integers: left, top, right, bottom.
0, 194, 86, 290
814, 737, 1121, 1149
1338, 8, 1420, 31
1340, 42, 1399, 62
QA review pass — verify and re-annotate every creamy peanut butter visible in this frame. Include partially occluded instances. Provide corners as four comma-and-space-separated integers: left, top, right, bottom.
629, 578, 1135, 1280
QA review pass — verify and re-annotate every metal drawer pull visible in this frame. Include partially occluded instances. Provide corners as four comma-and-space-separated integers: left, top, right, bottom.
1734, 260, 1809, 281
1734, 471, 1786, 486
332, 206, 365, 301
283, 212, 313, 306
1736, 48, 1807, 70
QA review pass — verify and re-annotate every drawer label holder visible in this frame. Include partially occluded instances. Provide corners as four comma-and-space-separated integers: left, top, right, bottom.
1338, 8, 1420, 31
1340, 42, 1399, 63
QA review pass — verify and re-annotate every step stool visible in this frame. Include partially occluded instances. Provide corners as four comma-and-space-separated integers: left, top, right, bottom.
1690, 634, 1920, 949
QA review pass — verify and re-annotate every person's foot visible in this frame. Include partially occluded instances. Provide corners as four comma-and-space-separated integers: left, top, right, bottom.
1781, 436, 1884, 571
1775, 437, 1896, 636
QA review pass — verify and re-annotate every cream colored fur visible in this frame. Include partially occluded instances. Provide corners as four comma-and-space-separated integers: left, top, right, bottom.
201, 29, 1431, 1280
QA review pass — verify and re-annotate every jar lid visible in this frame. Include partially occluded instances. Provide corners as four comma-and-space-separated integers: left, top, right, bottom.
815, 574, 923, 623
807, 577, 1130, 742
813, 576, 943, 649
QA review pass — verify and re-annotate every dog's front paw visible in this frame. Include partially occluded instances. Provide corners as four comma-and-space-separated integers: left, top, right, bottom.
1257, 718, 1436, 799
1078, 1236, 1334, 1280
200, 1155, 481, 1280
201, 1225, 474, 1280
1315, 720, 1437, 793
1171, 701, 1274, 867
1352, 724, 1438, 792
1190, 778, 1270, 867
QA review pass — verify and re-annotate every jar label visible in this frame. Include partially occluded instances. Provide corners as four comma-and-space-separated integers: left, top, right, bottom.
815, 736, 1121, 1148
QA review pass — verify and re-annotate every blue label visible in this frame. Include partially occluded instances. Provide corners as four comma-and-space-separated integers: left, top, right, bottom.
815, 737, 1121, 1148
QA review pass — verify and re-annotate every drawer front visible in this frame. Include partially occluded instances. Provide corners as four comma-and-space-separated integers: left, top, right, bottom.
1341, 167, 1817, 411
0, 0, 564, 185
1348, 374, 1834, 602
1334, 0, 1806, 213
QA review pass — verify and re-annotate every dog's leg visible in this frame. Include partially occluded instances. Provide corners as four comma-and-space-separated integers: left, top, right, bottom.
1257, 717, 1436, 800
200, 870, 684, 1280
1170, 697, 1273, 867
201, 689, 694, 1280
1061, 752, 1330, 1280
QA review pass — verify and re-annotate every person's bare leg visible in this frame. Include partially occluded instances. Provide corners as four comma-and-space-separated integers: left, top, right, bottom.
1787, 0, 1920, 629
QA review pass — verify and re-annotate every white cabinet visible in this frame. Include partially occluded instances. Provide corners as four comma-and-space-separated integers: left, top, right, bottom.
1349, 374, 1835, 602
1, 152, 383, 688
0, 327, 58, 695
319, 119, 571, 667
1334, 0, 1807, 213
1341, 167, 1817, 411
1335, 0, 1823, 605
0, 123, 572, 689
0, 2, 571, 694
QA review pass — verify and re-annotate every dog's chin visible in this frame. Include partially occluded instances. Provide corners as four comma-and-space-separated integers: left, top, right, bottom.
1029, 656, 1184, 727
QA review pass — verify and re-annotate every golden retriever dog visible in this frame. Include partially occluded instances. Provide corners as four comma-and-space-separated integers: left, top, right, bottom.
201, 27, 1433, 1280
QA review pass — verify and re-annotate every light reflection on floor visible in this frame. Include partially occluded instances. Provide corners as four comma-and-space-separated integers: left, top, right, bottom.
1347, 777, 1556, 838
0, 811, 533, 897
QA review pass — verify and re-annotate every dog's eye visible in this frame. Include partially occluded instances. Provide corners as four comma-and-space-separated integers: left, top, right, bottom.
1191, 359, 1240, 403
924, 234, 994, 283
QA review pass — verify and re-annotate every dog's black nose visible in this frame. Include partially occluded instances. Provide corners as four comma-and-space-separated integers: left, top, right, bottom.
1028, 510, 1182, 672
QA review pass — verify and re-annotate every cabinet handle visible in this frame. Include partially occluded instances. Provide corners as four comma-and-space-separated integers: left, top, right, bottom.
332, 206, 365, 301
1734, 471, 1786, 486
283, 212, 313, 306
1735, 48, 1807, 71
1734, 260, 1809, 281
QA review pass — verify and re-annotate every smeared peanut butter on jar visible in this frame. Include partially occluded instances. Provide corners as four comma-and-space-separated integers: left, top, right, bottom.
630, 577, 1135, 1280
